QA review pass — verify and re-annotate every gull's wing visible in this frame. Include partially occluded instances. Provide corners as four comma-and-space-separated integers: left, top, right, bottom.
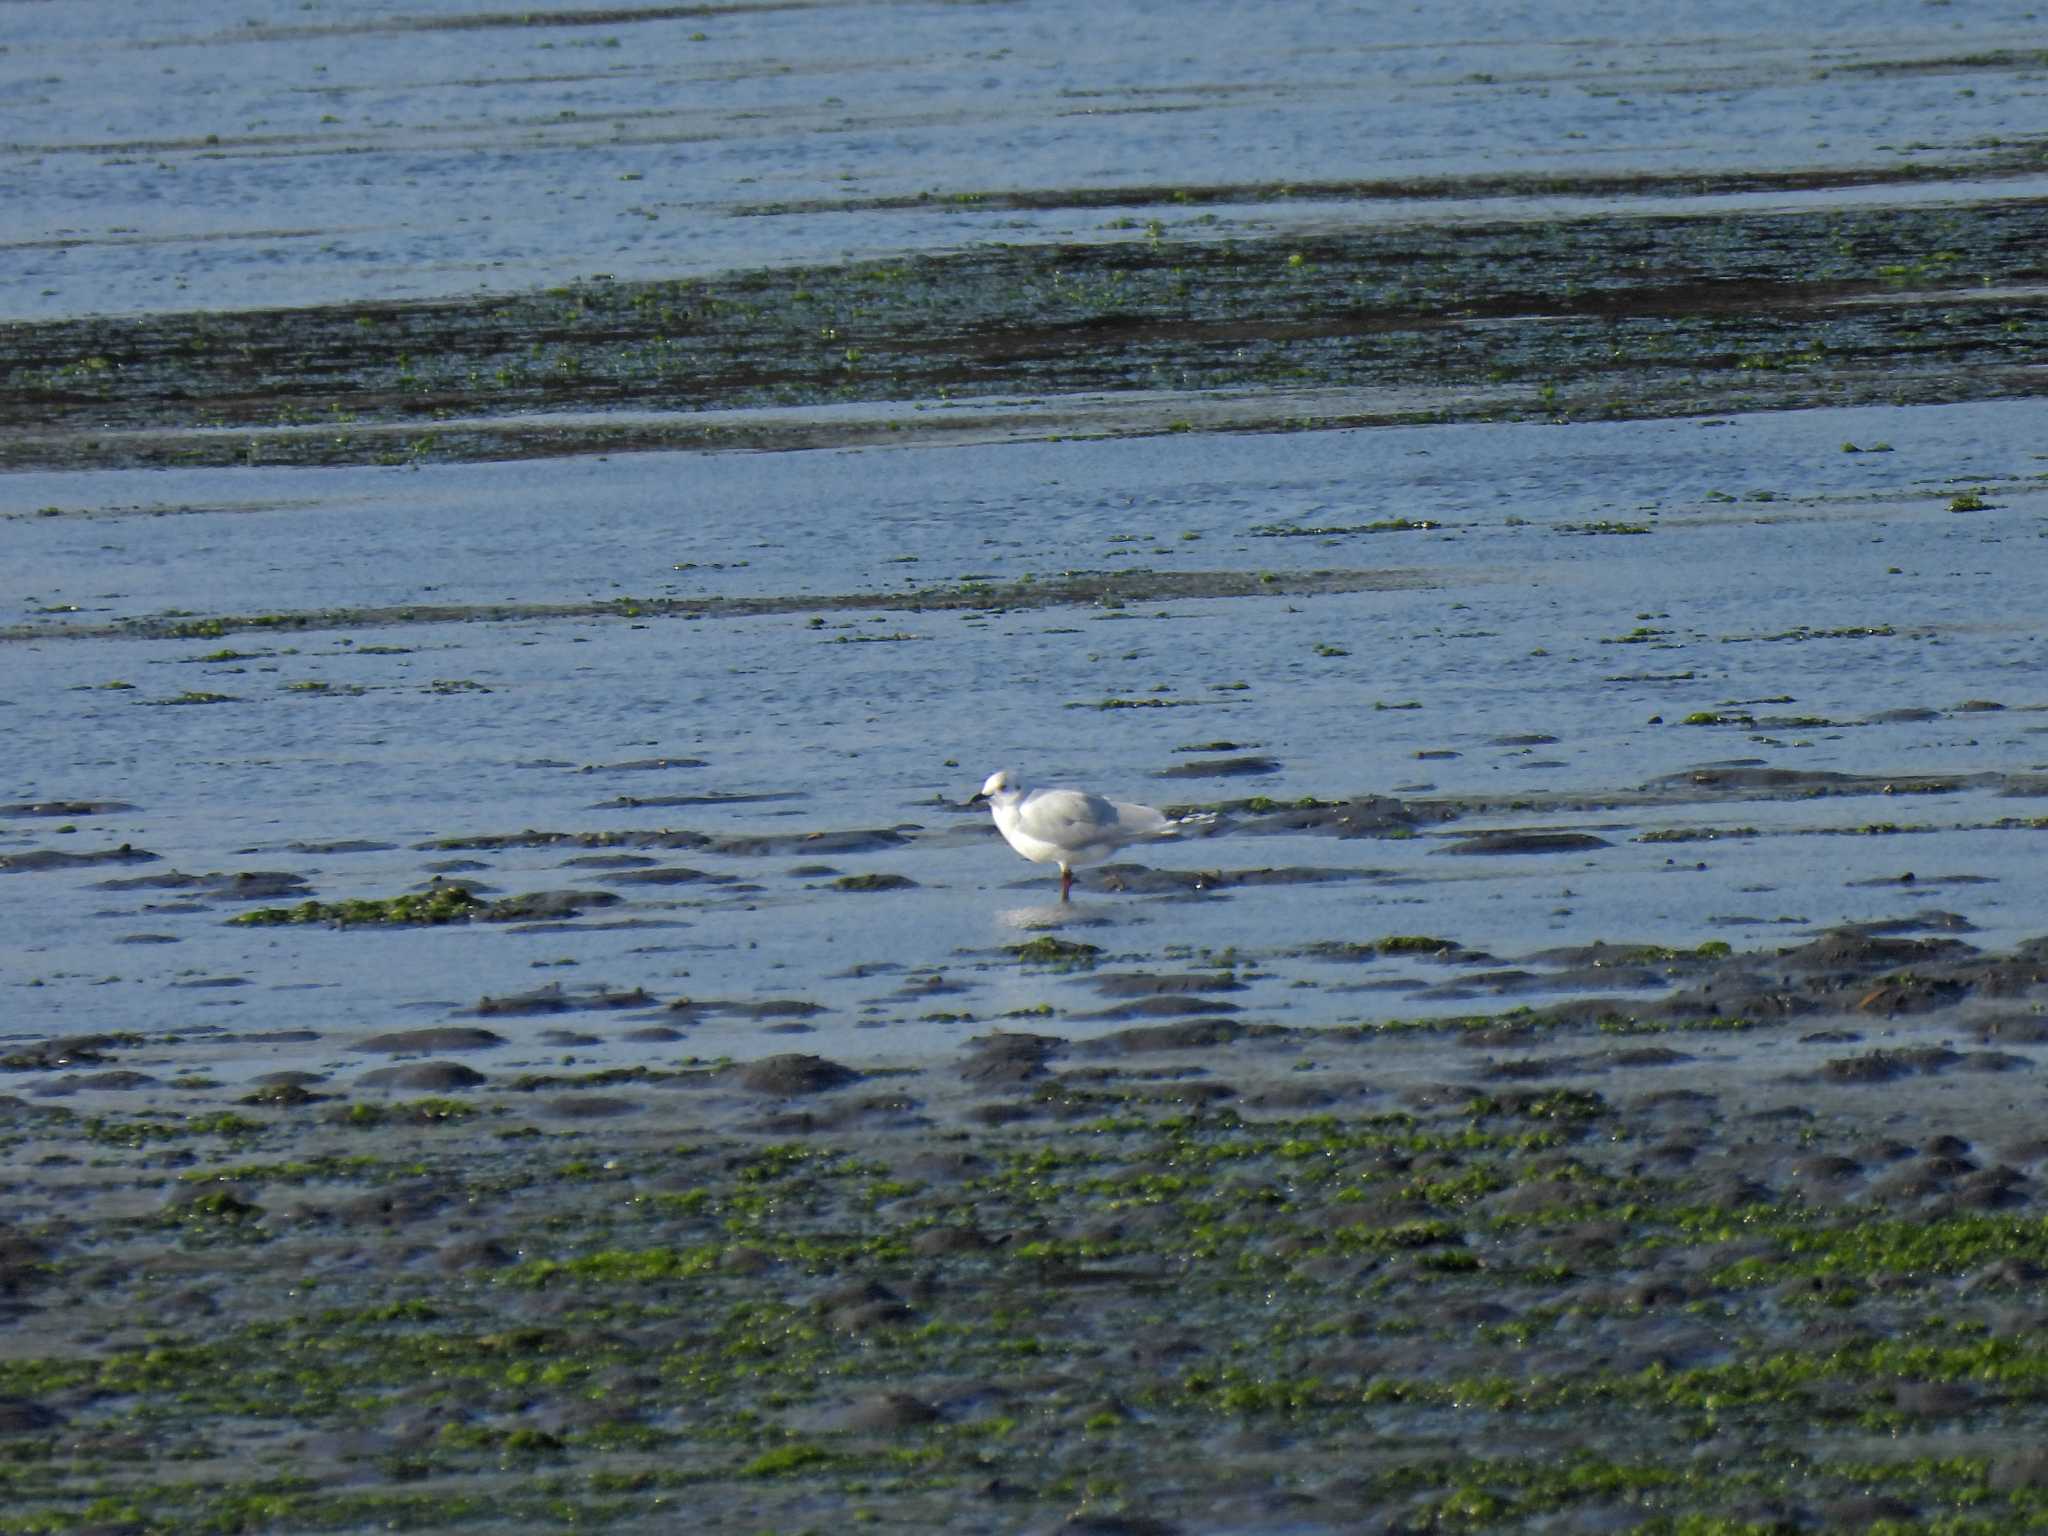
1013, 787, 1130, 850
1106, 798, 1175, 838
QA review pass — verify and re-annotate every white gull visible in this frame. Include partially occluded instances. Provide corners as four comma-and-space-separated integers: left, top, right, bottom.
968, 768, 1216, 902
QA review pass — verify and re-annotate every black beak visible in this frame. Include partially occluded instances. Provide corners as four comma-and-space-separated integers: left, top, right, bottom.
965, 790, 989, 809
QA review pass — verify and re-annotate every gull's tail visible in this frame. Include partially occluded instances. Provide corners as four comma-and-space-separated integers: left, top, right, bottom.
1109, 800, 1220, 842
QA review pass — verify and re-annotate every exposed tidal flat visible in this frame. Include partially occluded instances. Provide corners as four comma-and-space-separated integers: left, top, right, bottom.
6, 1, 2048, 1531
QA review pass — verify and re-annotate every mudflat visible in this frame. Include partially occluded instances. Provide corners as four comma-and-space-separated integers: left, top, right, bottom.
5, 1, 2048, 1531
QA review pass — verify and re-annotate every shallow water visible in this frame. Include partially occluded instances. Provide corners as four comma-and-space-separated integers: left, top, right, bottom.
6, 0, 2044, 319
6, 399, 2045, 1082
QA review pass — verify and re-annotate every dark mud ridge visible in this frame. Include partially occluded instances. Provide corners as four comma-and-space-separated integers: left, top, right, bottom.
4, 196, 2043, 470
0, 567, 1433, 646
8, 928, 2048, 1530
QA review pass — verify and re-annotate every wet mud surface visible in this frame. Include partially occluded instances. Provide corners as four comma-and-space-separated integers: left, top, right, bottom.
6, 196, 2045, 472
7, 1, 2048, 1531
9, 958, 2048, 1533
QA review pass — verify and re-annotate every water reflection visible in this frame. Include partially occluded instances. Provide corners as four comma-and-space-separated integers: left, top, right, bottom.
994, 902, 1116, 931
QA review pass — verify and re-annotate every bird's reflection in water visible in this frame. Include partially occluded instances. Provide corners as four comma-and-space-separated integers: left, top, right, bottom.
994, 902, 1115, 932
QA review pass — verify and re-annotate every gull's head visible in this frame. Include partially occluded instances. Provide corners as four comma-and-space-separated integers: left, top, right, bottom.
968, 768, 1015, 807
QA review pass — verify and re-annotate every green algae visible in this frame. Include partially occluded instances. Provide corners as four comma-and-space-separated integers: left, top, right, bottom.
156, 1188, 270, 1246
229, 886, 486, 926
1008, 936, 1103, 969
1374, 934, 1463, 955
1636, 826, 1760, 843
505, 1245, 723, 1289
1239, 793, 1345, 813
1686, 1210, 2048, 1284
738, 1442, 845, 1478
177, 1154, 382, 1186
80, 1110, 266, 1147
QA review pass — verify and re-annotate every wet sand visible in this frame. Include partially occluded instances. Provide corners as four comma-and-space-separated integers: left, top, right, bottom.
5, 1, 2048, 1531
